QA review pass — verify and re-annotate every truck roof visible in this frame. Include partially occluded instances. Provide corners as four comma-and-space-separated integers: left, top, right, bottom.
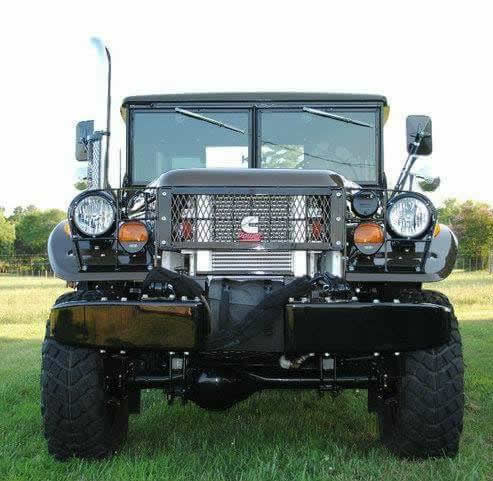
122, 92, 387, 107
121, 92, 389, 122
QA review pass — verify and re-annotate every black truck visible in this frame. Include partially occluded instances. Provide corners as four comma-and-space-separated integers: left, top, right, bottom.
42, 86, 463, 460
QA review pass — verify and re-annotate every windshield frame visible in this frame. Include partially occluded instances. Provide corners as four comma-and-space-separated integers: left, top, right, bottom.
126, 102, 383, 186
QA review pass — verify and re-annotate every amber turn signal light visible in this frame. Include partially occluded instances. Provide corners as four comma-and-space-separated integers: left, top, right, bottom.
433, 223, 441, 237
63, 220, 72, 237
354, 222, 384, 255
118, 221, 149, 253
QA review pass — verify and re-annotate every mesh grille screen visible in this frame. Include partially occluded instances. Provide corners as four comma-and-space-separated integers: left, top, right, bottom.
170, 193, 331, 245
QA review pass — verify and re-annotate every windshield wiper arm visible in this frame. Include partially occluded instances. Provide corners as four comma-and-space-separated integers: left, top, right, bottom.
302, 107, 373, 128
175, 108, 245, 134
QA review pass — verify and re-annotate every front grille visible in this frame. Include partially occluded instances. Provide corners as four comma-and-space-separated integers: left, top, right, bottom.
211, 251, 293, 274
170, 193, 332, 247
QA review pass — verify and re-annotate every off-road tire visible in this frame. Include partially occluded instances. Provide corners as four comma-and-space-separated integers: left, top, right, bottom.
378, 289, 464, 458
41, 337, 129, 460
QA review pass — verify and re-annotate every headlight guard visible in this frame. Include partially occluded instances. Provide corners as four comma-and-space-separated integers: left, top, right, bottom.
386, 193, 435, 238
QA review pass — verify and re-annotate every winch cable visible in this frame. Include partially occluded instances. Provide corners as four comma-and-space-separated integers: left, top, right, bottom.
142, 267, 203, 299
142, 266, 215, 329
142, 268, 353, 351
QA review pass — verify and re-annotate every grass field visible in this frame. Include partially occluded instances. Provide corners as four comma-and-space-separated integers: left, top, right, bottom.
0, 272, 492, 481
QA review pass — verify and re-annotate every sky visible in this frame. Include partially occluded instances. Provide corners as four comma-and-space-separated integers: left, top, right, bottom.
1, 1, 492, 215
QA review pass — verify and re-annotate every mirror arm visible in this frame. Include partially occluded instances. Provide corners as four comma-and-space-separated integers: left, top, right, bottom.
393, 131, 424, 194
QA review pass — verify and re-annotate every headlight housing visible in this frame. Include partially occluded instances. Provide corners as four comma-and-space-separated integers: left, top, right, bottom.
387, 194, 433, 238
71, 193, 116, 237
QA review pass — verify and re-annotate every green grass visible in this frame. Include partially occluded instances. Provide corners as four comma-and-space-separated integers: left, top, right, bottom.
1, 272, 492, 481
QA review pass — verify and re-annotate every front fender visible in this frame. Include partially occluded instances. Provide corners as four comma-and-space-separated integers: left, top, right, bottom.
346, 224, 458, 283
47, 221, 148, 282
423, 224, 458, 281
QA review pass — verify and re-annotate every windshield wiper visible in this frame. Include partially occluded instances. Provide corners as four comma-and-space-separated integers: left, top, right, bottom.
302, 107, 373, 128
175, 108, 245, 134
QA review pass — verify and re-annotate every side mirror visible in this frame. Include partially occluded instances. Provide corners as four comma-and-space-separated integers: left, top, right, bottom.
75, 120, 94, 161
417, 175, 440, 192
406, 115, 432, 156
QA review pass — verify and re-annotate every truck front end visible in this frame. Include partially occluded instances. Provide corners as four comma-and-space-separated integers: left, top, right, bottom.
42, 93, 463, 460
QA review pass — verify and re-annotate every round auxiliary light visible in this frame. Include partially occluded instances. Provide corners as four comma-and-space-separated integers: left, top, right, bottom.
352, 190, 379, 218
118, 221, 149, 253
354, 222, 384, 255
387, 194, 433, 238
72, 193, 115, 236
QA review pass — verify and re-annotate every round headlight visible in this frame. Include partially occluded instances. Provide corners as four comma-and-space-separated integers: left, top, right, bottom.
72, 194, 115, 236
387, 194, 432, 238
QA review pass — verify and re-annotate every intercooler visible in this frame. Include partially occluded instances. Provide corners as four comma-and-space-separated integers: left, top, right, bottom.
211, 251, 293, 275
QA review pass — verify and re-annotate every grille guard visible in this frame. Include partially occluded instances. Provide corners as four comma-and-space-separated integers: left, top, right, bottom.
65, 184, 442, 277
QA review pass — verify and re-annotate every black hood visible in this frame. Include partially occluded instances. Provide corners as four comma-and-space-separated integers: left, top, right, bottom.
152, 168, 345, 188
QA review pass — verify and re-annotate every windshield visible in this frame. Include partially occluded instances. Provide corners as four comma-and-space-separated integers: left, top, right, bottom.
130, 107, 379, 184
260, 109, 378, 182
131, 110, 249, 184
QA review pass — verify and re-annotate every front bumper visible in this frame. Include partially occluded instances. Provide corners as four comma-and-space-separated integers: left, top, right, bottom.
49, 300, 206, 350
285, 302, 451, 353
49, 299, 451, 353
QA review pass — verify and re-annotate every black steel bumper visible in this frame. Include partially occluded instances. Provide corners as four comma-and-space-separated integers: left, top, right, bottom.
285, 302, 451, 353
49, 300, 451, 353
49, 301, 206, 350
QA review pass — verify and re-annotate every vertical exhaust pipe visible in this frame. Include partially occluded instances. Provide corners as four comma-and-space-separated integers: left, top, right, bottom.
89, 37, 111, 189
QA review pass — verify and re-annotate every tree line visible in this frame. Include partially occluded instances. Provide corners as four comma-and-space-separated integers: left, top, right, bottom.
0, 206, 65, 257
0, 198, 492, 263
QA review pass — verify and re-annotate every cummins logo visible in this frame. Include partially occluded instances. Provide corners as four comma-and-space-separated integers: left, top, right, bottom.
240, 216, 259, 234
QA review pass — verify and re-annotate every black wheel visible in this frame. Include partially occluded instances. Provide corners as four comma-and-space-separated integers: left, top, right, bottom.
378, 289, 464, 458
41, 337, 129, 460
